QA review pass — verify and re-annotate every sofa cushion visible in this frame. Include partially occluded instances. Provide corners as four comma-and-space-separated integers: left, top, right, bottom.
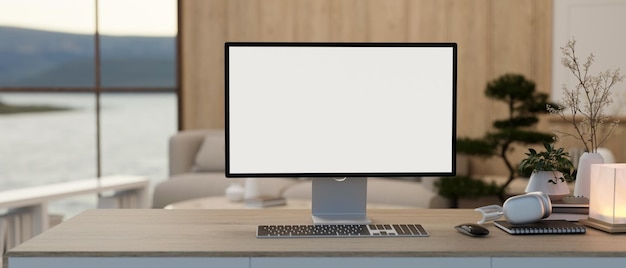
152, 173, 241, 208
192, 132, 226, 172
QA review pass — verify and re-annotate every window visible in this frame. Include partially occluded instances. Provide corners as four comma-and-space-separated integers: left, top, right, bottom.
0, 0, 177, 217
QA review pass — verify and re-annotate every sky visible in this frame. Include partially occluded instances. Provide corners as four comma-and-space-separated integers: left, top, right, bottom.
0, 0, 176, 36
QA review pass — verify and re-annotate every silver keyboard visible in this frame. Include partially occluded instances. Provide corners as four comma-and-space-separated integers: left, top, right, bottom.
257, 224, 428, 238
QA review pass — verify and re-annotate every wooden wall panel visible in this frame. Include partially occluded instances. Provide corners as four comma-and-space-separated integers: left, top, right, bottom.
533, 0, 553, 96
294, 0, 331, 41
406, 0, 449, 42
180, 0, 555, 176
258, 0, 295, 41
329, 0, 368, 41
447, 0, 495, 175
491, 0, 534, 79
448, 0, 490, 139
489, 0, 534, 132
181, 0, 226, 129
226, 0, 259, 41
368, 0, 407, 41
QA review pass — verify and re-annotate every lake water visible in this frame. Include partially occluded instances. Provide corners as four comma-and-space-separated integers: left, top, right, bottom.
0, 92, 177, 217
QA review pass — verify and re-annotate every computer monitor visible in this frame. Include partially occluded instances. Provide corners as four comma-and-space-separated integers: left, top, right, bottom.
225, 42, 456, 224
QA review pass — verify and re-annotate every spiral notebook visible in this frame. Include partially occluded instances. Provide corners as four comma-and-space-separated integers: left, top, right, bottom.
494, 220, 586, 235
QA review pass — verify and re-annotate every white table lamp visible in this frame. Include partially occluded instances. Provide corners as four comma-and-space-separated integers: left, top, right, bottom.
580, 163, 626, 233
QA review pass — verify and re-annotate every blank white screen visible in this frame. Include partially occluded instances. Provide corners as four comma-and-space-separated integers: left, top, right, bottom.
227, 45, 454, 175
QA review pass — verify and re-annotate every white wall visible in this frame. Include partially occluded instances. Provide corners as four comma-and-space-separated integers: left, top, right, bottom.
553, 0, 626, 114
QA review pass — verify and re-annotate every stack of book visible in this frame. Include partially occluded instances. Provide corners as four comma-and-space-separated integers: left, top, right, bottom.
546, 196, 589, 221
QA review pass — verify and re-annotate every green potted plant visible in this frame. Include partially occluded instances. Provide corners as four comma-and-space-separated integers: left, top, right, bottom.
519, 141, 575, 201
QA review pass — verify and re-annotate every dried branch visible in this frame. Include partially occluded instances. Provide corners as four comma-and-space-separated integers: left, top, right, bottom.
548, 39, 624, 152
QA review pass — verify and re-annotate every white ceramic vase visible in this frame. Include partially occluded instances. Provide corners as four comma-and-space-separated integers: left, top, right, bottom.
525, 170, 570, 201
574, 152, 604, 198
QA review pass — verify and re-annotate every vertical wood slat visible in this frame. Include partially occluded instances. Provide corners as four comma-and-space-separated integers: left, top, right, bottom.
181, 0, 227, 129
533, 0, 553, 95
488, 0, 535, 130
258, 0, 295, 41
490, 0, 535, 78
406, 0, 449, 42
227, 0, 259, 42
330, 0, 369, 41
448, 0, 490, 139
294, 0, 331, 41
448, 0, 502, 175
368, 0, 407, 42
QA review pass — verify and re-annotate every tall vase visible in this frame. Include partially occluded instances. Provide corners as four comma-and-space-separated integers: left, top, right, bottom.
574, 152, 604, 198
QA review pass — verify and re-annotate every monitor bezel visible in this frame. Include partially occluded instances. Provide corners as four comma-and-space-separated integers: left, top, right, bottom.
225, 42, 457, 178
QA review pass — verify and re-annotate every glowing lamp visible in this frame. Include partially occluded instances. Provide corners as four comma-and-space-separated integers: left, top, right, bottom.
580, 163, 626, 233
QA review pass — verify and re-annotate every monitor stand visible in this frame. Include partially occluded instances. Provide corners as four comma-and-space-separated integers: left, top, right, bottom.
311, 177, 371, 225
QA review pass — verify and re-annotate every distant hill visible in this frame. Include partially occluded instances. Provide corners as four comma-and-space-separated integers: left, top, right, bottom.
0, 26, 176, 88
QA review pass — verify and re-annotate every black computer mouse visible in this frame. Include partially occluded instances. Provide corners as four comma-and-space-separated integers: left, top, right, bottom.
455, 223, 489, 237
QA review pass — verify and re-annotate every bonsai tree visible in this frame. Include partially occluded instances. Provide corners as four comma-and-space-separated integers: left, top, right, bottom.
437, 74, 558, 202
435, 176, 501, 208
519, 141, 575, 183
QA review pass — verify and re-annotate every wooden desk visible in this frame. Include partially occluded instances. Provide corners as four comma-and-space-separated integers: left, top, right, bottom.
5, 209, 626, 268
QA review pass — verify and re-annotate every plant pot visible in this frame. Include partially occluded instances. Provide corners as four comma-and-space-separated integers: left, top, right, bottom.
574, 152, 604, 198
525, 170, 570, 201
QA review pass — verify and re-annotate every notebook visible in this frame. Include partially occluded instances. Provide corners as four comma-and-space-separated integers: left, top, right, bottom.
494, 220, 586, 235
